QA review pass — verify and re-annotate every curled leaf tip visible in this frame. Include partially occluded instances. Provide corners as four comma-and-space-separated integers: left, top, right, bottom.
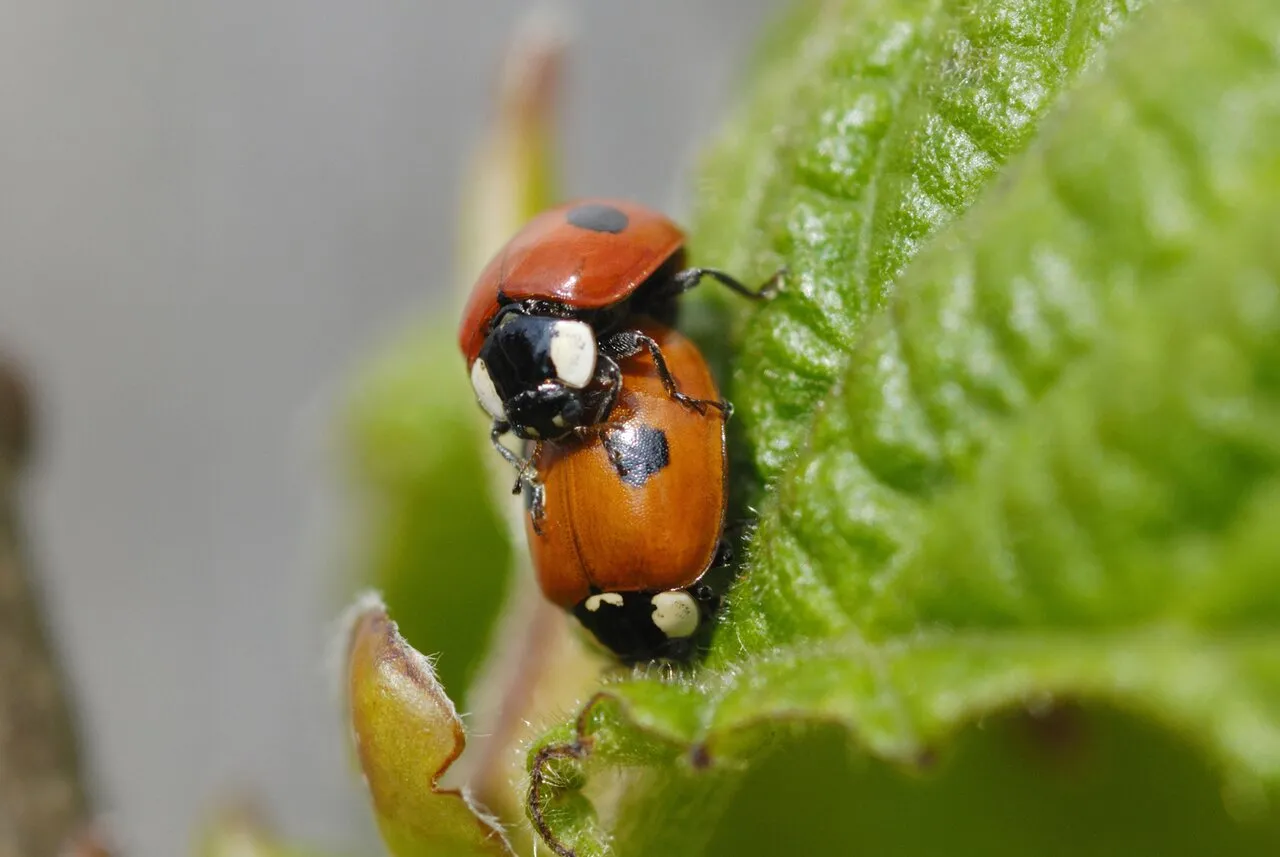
327, 589, 388, 703
346, 599, 514, 857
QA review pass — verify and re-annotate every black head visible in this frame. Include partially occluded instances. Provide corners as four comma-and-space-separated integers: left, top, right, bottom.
470, 310, 616, 440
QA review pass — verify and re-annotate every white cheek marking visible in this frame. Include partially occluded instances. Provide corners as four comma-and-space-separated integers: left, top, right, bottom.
585, 592, 625, 612
470, 359, 505, 420
650, 591, 699, 639
549, 320, 596, 389
552, 414, 567, 428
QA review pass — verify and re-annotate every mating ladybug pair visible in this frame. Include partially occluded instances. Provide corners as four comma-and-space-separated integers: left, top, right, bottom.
458, 199, 777, 663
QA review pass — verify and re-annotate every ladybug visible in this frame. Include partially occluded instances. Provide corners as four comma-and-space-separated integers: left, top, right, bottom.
459, 198, 778, 495
525, 320, 729, 663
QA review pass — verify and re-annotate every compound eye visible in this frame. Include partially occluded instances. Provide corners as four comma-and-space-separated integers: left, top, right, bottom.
548, 320, 597, 389
470, 358, 506, 420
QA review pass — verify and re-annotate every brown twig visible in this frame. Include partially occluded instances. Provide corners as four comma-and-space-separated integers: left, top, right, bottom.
0, 357, 93, 857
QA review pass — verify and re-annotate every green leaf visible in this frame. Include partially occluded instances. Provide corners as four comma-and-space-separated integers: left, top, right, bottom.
346, 597, 514, 857
693, 0, 1148, 482
527, 0, 1280, 854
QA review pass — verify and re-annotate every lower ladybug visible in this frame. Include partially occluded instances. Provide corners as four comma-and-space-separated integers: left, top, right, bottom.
525, 320, 728, 663
460, 198, 779, 495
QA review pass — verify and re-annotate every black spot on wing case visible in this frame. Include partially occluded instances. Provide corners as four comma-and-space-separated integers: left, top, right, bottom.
603, 424, 670, 487
566, 203, 630, 234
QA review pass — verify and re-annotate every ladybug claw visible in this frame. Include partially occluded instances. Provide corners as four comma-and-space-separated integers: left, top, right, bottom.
673, 392, 707, 415
758, 266, 788, 300
674, 393, 733, 420
527, 481, 547, 535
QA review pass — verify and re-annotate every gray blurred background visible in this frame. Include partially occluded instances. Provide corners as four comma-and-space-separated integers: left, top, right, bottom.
0, 2, 777, 855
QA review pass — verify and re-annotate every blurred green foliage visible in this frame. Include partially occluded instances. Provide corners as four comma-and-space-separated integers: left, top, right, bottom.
345, 329, 512, 707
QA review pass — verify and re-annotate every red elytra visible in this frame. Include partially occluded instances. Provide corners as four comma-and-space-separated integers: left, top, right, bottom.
457, 198, 686, 364
525, 321, 725, 610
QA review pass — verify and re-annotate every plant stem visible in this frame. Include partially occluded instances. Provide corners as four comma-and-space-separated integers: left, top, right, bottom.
0, 360, 92, 857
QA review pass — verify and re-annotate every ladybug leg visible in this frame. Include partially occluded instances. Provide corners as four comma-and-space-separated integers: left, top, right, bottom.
594, 355, 624, 420
490, 422, 542, 492
512, 441, 542, 490
506, 436, 548, 533
569, 421, 627, 442
489, 422, 521, 472
603, 330, 731, 417
689, 579, 726, 618
570, 421, 630, 474
524, 479, 547, 536
711, 535, 734, 568
668, 266, 785, 301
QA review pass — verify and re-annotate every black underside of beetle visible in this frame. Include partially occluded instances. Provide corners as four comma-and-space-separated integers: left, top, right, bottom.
571, 588, 707, 664
571, 550, 733, 664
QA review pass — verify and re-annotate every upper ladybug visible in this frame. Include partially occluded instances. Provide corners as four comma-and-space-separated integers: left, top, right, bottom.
458, 198, 779, 493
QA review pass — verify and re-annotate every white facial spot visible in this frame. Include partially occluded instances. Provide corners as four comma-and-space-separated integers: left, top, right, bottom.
650, 591, 700, 639
548, 320, 596, 389
470, 359, 505, 420
552, 414, 567, 428
585, 592, 625, 612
